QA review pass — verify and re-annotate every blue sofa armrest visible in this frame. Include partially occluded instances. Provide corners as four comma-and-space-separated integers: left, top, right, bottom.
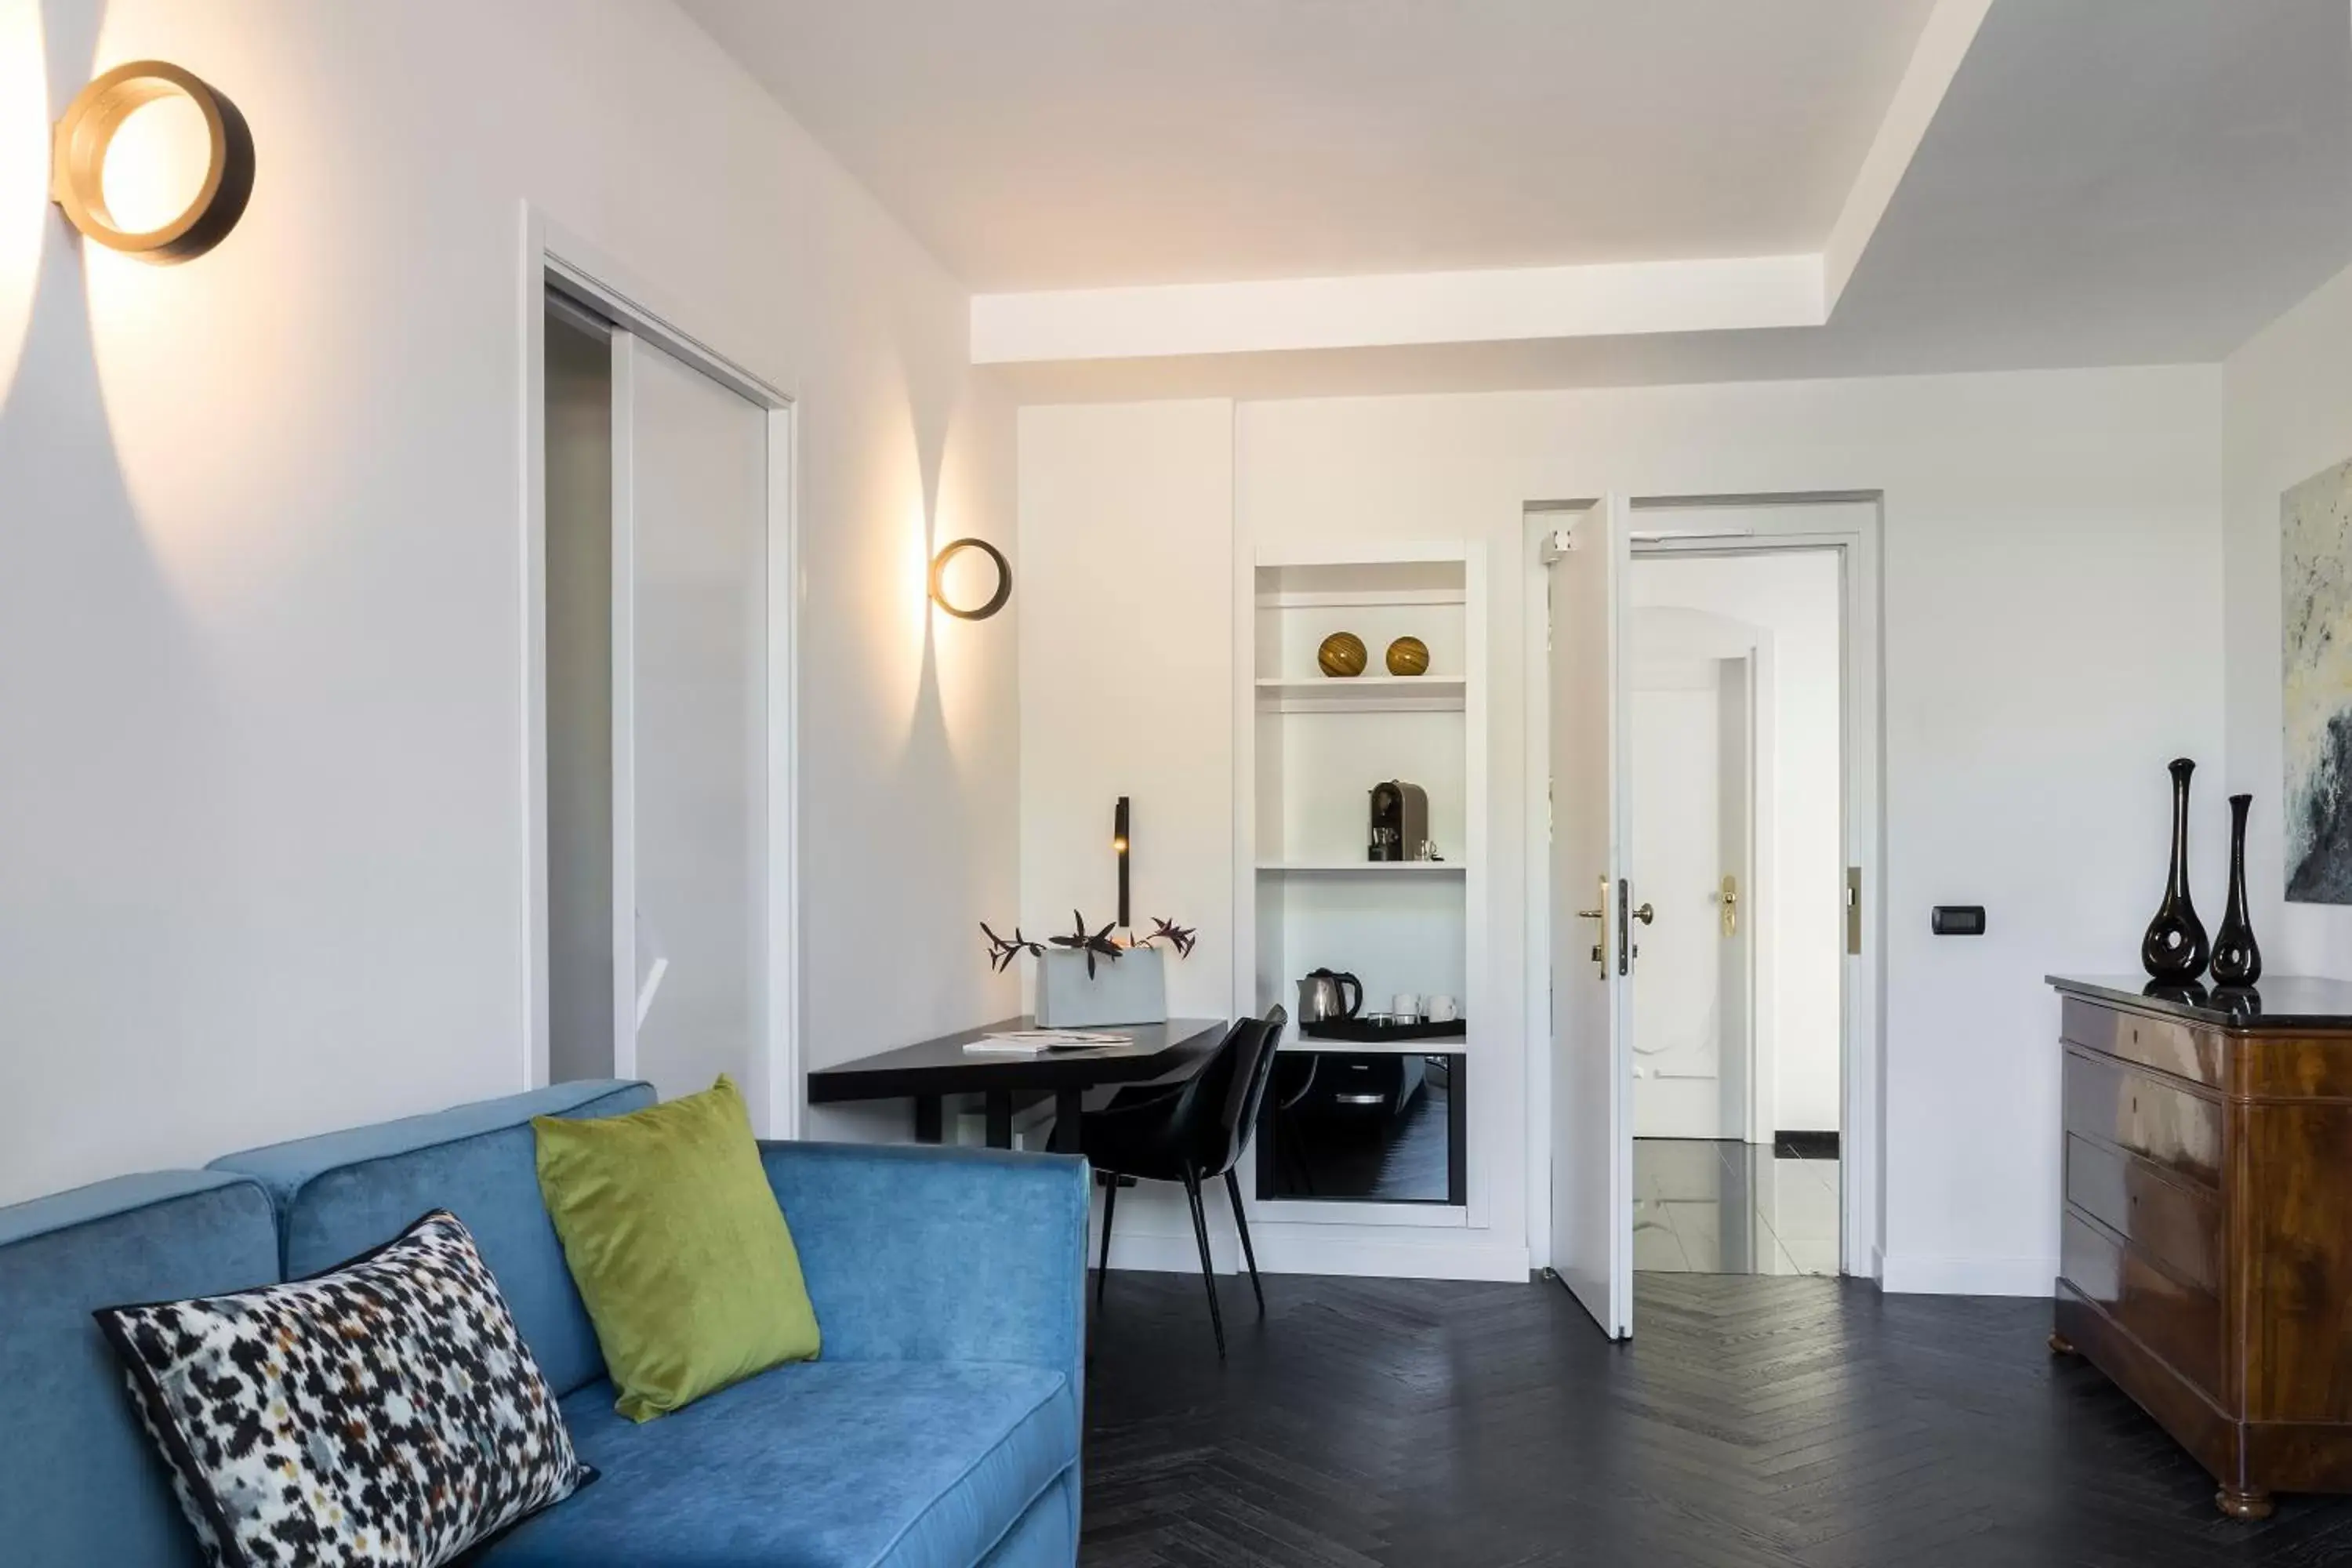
759, 1141, 1088, 1390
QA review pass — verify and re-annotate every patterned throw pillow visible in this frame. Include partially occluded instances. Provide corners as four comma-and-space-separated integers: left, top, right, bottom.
94, 1209, 593, 1568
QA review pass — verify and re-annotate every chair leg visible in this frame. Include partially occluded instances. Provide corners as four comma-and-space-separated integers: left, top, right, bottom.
1224, 1169, 1265, 1314
1181, 1169, 1226, 1359
1095, 1174, 1118, 1312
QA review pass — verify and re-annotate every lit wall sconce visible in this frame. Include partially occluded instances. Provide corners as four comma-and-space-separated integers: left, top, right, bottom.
1113, 796, 1131, 931
927, 537, 1012, 621
52, 60, 254, 263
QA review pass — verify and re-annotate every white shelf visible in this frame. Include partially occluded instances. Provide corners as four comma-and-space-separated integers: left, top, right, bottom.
1255, 675, 1466, 713
1256, 860, 1465, 876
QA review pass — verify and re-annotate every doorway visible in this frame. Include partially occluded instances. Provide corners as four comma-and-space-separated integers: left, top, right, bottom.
1531, 495, 1881, 1339
1627, 550, 1842, 1277
525, 239, 798, 1135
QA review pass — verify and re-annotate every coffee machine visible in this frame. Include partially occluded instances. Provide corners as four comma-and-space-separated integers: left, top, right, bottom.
1367, 779, 1429, 862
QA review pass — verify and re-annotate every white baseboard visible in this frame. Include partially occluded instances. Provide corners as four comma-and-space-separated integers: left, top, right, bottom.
1878, 1251, 2056, 1297
1105, 1229, 1240, 1276
1106, 1228, 1530, 1283
1261, 1231, 1530, 1282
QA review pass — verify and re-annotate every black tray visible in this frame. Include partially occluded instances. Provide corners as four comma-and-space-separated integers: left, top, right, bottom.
1299, 1017, 1467, 1043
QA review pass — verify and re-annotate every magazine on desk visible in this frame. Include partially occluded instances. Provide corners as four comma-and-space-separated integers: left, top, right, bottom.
963, 1029, 1134, 1055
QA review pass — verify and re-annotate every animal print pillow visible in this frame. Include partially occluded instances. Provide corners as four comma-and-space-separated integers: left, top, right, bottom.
93, 1209, 593, 1568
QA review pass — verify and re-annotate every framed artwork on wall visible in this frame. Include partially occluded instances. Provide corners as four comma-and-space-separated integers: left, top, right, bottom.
2283, 455, 2352, 902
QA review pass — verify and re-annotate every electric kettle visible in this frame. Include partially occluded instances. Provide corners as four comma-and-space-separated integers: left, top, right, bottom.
1298, 967, 1363, 1024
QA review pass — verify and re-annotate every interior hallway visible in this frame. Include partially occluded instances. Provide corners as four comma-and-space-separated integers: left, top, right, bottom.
1634, 1137, 1840, 1276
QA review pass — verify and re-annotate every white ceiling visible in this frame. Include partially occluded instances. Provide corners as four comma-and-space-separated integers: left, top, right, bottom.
684, 0, 2352, 394
683, 0, 1940, 291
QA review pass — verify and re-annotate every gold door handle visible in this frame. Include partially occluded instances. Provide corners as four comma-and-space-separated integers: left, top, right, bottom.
1718, 874, 1738, 937
1632, 902, 1654, 925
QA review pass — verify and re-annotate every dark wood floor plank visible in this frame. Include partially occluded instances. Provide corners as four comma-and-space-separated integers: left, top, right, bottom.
1080, 1270, 2352, 1566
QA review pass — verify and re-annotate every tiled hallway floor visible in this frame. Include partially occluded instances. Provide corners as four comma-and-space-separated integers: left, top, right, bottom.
1634, 1137, 1840, 1276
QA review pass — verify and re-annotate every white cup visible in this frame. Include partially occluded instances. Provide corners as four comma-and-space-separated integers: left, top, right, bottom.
1425, 994, 1460, 1023
1392, 993, 1422, 1020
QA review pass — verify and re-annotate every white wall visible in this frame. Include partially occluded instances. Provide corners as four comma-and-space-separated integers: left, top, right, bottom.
1017, 400, 1236, 1015
1018, 365, 2223, 1294
2223, 258, 2352, 978
1631, 552, 1843, 1134
0, 0, 1018, 1205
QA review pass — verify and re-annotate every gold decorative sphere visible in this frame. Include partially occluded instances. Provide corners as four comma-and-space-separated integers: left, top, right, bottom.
1385, 636, 1430, 677
1317, 631, 1368, 678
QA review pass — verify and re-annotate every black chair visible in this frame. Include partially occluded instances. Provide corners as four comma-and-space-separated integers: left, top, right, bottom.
1080, 1005, 1289, 1356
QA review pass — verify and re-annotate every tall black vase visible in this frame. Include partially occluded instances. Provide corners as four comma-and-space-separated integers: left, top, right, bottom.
2142, 757, 2210, 982
2211, 793, 2263, 987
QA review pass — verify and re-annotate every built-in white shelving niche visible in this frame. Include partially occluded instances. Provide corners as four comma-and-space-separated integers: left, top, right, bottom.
1239, 543, 1486, 1234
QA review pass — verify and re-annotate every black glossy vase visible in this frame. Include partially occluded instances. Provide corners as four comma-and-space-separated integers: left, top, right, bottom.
2142, 757, 2210, 982
2211, 793, 2263, 987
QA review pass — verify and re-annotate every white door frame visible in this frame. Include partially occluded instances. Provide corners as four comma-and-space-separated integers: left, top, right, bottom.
519, 206, 802, 1138
1526, 494, 1883, 1281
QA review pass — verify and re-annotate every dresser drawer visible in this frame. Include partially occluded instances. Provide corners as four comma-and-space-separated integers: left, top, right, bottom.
2065, 1132, 2223, 1293
2062, 1211, 2224, 1399
2060, 996, 2224, 1088
2063, 1047, 2223, 1190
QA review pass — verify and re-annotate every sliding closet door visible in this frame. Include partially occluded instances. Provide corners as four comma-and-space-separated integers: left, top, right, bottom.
612, 332, 770, 1112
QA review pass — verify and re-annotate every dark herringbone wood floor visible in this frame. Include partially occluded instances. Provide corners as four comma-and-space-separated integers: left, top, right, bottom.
1080, 1270, 2352, 1567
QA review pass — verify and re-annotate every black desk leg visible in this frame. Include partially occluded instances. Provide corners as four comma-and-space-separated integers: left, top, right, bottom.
913, 1095, 943, 1145
1051, 1089, 1083, 1155
985, 1091, 1013, 1149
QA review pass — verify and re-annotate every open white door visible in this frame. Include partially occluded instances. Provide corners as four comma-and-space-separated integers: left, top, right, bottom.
1546, 495, 1634, 1338
609, 330, 771, 1113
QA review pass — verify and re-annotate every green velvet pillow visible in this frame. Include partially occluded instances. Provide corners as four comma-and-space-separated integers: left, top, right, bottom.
534, 1075, 819, 1421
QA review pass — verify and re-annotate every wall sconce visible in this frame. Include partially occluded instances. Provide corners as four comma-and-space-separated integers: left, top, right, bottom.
928, 537, 1011, 621
1113, 796, 1131, 931
52, 60, 254, 263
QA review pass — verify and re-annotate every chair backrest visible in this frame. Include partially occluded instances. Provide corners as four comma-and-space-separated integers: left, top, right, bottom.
1189, 1005, 1288, 1179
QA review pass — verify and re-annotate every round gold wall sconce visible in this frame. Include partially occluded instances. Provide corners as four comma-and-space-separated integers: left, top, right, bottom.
51, 60, 254, 263
928, 538, 1012, 620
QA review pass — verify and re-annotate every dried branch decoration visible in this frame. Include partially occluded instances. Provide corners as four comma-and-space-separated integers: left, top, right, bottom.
980, 922, 1044, 975
982, 913, 1196, 973
1050, 910, 1124, 978
1137, 917, 1197, 958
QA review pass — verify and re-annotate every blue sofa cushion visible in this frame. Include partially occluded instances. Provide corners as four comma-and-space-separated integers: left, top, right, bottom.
209, 1080, 652, 1397
480, 1359, 1079, 1568
0, 1171, 280, 1568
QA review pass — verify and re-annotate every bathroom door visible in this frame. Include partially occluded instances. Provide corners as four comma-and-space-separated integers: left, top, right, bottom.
609, 331, 771, 1112
1547, 495, 1635, 1340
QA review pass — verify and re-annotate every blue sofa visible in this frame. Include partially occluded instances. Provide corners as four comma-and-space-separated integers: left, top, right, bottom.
0, 1080, 1088, 1566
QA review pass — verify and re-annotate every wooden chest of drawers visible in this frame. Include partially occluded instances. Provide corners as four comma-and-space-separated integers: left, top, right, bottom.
2051, 976, 2352, 1519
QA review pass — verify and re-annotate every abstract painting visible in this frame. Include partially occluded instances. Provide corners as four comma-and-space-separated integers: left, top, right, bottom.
2283, 456, 2352, 902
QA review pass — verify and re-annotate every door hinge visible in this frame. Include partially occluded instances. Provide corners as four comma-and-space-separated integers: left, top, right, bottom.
1846, 866, 1862, 955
